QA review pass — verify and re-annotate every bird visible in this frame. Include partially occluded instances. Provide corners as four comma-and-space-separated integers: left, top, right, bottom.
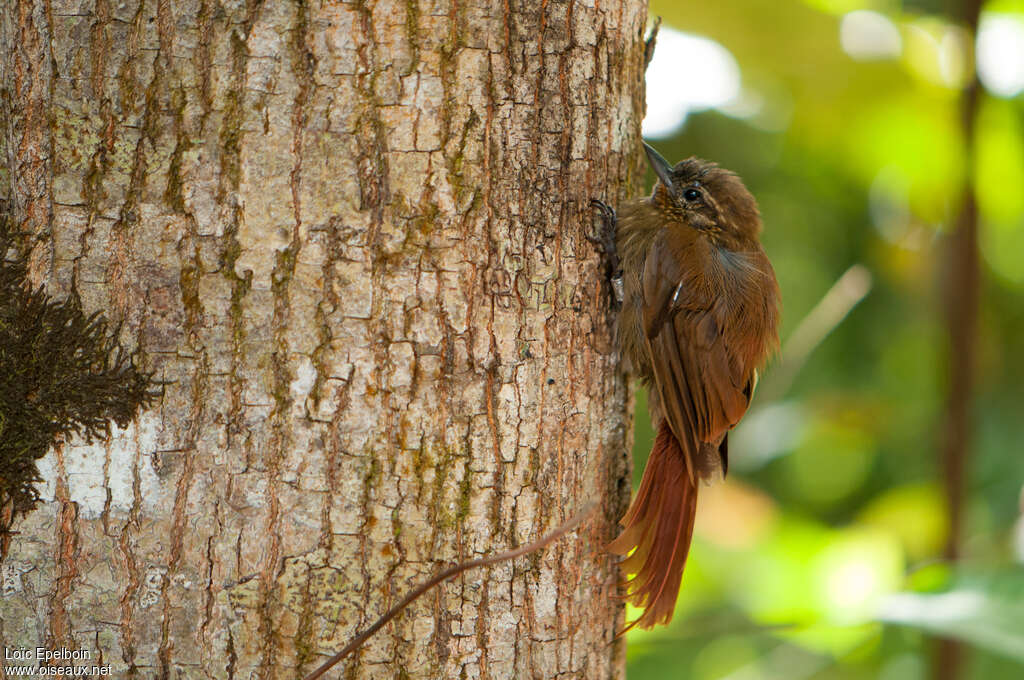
592, 142, 780, 630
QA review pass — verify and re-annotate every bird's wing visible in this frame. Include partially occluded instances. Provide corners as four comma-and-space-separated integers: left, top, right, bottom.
640, 237, 753, 482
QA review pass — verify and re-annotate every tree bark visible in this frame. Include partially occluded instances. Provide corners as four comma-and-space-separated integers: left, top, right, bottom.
0, 1, 647, 678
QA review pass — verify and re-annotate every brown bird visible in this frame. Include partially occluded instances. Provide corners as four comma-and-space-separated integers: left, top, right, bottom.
594, 143, 780, 630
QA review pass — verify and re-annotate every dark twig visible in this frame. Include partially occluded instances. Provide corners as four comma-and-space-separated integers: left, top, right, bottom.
302, 503, 598, 680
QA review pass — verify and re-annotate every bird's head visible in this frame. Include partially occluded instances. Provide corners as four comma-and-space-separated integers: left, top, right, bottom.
644, 142, 763, 246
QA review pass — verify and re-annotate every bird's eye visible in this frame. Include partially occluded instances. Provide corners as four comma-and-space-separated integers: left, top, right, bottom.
682, 188, 701, 202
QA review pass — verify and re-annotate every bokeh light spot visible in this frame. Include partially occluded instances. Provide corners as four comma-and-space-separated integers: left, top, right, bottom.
903, 18, 968, 88
840, 11, 902, 61
977, 13, 1024, 97
815, 531, 904, 624
643, 26, 741, 139
783, 419, 876, 507
858, 483, 949, 560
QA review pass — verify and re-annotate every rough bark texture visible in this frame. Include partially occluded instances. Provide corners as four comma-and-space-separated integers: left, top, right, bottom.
1, 0, 647, 678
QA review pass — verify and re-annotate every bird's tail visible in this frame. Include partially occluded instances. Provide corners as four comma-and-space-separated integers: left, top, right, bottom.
608, 419, 698, 630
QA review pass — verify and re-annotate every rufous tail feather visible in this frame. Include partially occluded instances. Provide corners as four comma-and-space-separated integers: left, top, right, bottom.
608, 419, 698, 630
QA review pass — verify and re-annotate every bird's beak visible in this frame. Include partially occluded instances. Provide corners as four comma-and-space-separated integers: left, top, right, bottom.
643, 142, 674, 190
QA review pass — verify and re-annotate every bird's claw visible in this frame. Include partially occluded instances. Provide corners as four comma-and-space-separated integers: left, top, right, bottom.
588, 199, 619, 267
588, 199, 624, 307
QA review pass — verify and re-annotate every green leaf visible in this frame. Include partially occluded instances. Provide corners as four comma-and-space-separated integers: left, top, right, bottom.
878, 574, 1024, 664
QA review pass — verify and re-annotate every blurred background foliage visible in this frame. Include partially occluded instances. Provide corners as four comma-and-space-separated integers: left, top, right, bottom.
626, 0, 1024, 678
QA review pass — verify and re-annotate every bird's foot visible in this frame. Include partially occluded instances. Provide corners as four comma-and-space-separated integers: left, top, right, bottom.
588, 199, 624, 307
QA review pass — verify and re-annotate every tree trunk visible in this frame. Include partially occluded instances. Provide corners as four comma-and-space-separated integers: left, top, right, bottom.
1, 1, 647, 678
